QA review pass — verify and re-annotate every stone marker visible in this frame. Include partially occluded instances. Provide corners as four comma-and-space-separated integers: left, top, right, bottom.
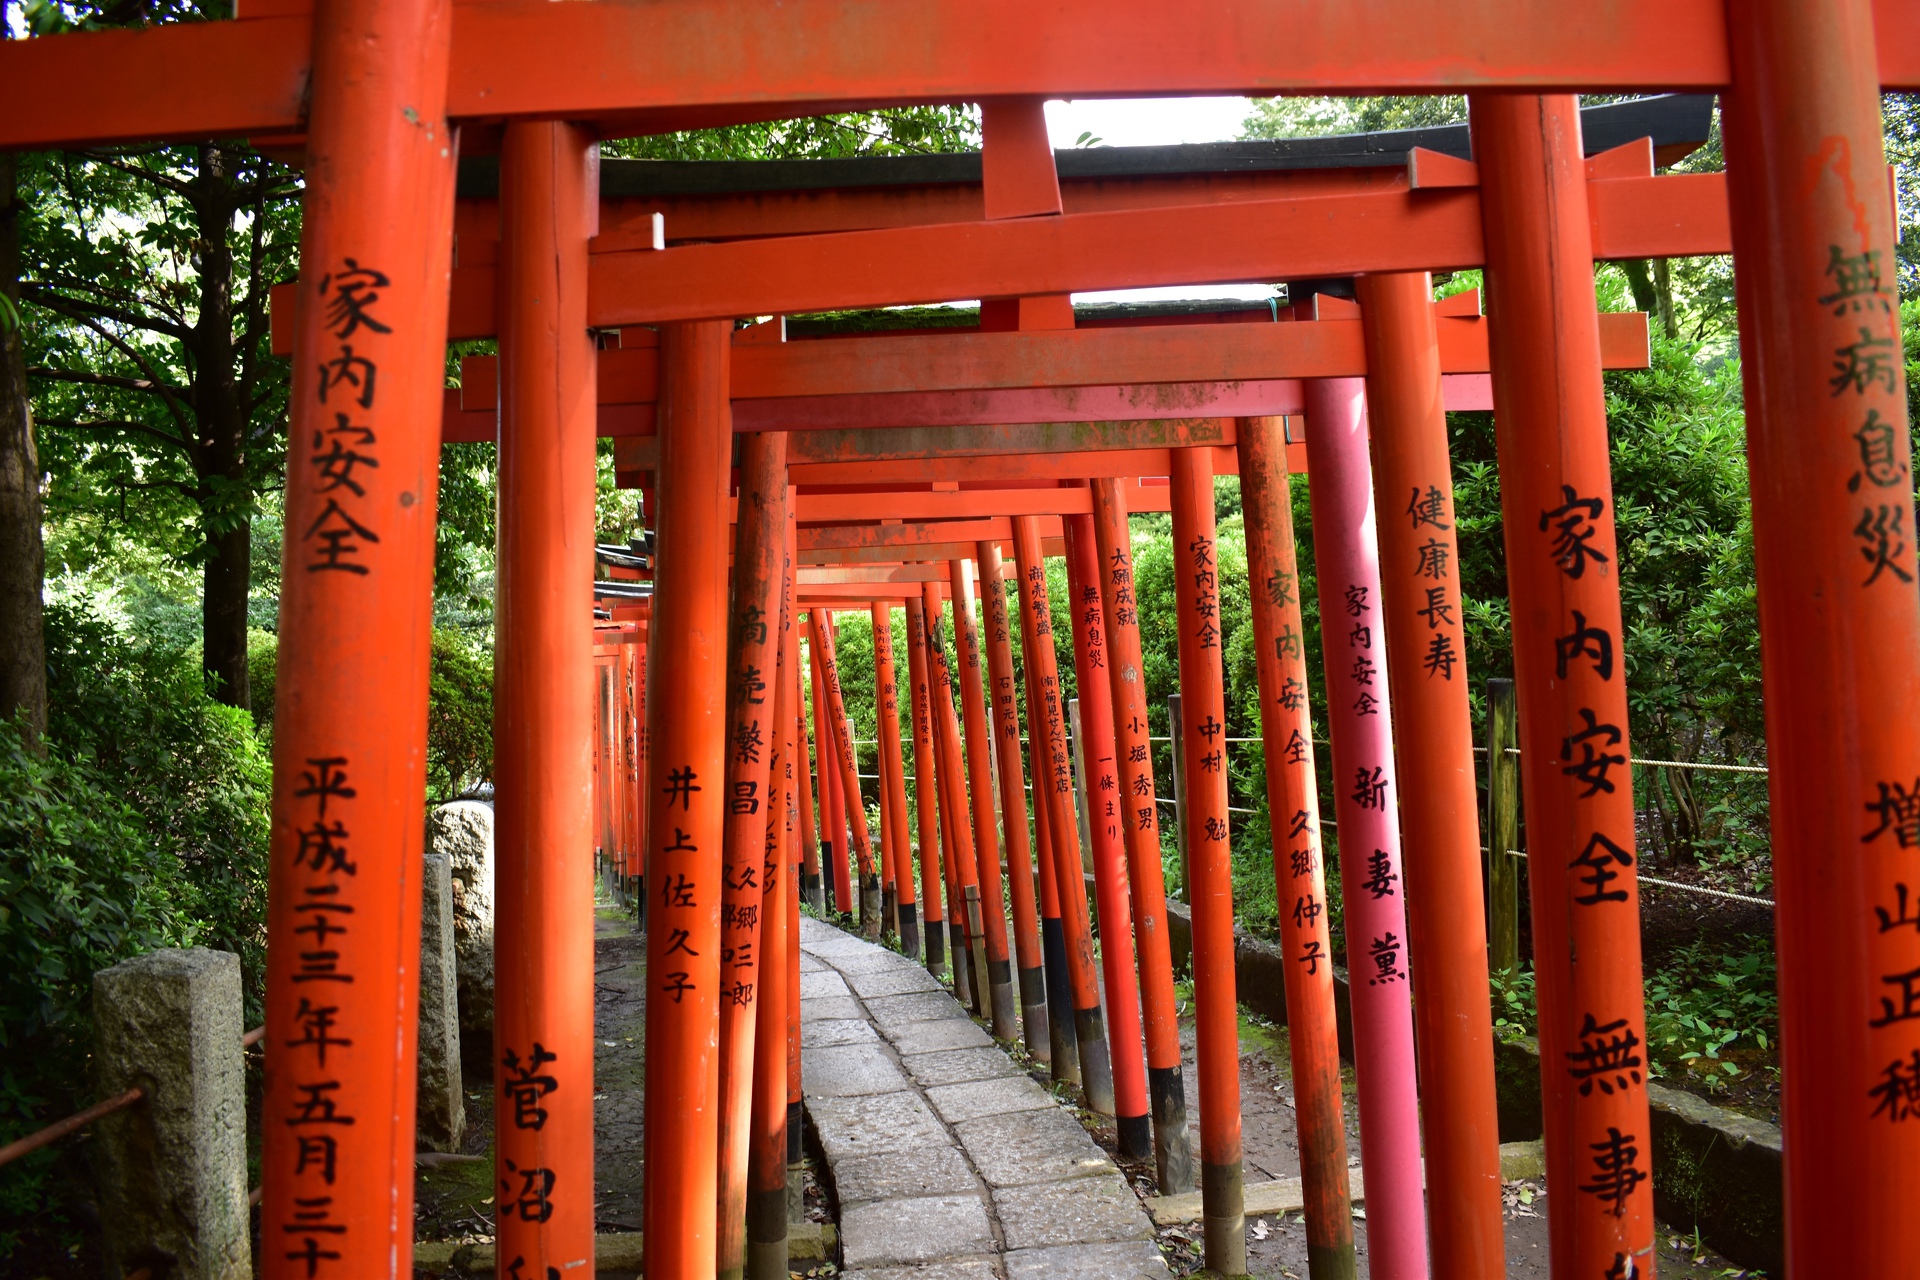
91, 948, 250, 1280
431, 798, 496, 1033
418, 850, 466, 1151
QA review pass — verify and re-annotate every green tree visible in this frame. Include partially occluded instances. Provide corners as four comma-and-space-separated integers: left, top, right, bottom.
608, 106, 980, 162
21, 144, 299, 708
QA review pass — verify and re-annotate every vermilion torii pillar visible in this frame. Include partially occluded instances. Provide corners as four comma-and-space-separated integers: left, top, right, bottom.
1473, 94, 1654, 1278
491, 121, 598, 1280
1088, 478, 1192, 1195
975, 542, 1052, 1063
746, 530, 797, 1280
1167, 447, 1244, 1276
1238, 417, 1357, 1280
1357, 270, 1505, 1278
717, 431, 788, 1280
642, 318, 733, 1280
1301, 374, 1426, 1279
924, 579, 990, 1009
795, 696, 822, 911
811, 607, 880, 935
807, 620, 850, 912
1012, 514, 1116, 1114
904, 595, 949, 975
872, 601, 921, 957
1061, 513, 1152, 1158
258, 0, 456, 1272
948, 557, 1020, 1039
1722, 4, 1920, 1268
1022, 601, 1079, 1082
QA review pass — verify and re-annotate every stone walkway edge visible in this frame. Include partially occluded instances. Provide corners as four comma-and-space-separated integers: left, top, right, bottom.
798, 915, 1169, 1280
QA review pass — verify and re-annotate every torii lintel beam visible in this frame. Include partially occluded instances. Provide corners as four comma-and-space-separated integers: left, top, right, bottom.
799, 538, 1062, 566
2, 0, 1916, 149
276, 155, 1707, 349
585, 165, 1723, 325
770, 480, 1172, 524
440, 307, 1648, 443
620, 443, 1270, 489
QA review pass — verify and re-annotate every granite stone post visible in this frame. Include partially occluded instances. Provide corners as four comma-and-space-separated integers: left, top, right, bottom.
91, 948, 250, 1280
430, 798, 497, 1034
417, 850, 466, 1151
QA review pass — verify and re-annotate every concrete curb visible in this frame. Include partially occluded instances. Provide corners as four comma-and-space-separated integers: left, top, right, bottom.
1157, 897, 1783, 1274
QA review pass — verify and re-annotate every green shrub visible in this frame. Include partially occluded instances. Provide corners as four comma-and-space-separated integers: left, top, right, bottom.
0, 718, 196, 1254
427, 628, 493, 802
248, 625, 494, 803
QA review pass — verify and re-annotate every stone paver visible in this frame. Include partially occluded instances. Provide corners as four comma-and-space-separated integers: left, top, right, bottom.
801, 1017, 880, 1049
840, 1193, 995, 1268
924, 1075, 1056, 1125
889, 1018, 994, 1053
844, 965, 947, 998
1004, 1240, 1170, 1280
842, 1261, 998, 1280
834, 1146, 981, 1206
993, 1172, 1157, 1250
800, 993, 865, 1022
799, 969, 851, 999
954, 1108, 1117, 1189
802, 1042, 911, 1097
900, 1046, 1023, 1089
799, 918, 1164, 1279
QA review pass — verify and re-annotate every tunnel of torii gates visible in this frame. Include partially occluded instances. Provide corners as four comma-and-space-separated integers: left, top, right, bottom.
7, 2, 1920, 1276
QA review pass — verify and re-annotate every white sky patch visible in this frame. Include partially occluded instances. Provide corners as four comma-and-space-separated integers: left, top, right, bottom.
1044, 96, 1280, 305
1044, 97, 1255, 150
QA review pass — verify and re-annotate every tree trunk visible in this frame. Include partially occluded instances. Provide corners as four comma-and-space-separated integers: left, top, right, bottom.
191, 145, 250, 710
1651, 257, 1679, 340
0, 148, 48, 743
1622, 258, 1659, 318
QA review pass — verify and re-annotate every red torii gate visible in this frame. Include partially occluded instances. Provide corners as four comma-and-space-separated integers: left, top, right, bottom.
5, 6, 1917, 1280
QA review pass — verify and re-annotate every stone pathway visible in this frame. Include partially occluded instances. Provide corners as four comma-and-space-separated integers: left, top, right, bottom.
799, 915, 1169, 1280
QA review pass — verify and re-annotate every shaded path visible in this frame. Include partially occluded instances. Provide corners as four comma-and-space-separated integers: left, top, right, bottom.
799, 915, 1169, 1279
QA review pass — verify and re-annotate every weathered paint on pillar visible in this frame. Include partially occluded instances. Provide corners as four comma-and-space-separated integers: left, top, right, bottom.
924, 581, 990, 1011
904, 595, 948, 974
1302, 376, 1427, 1279
717, 432, 788, 1280
1011, 515, 1115, 1115
641, 319, 733, 1279
784, 516, 806, 1222
1238, 416, 1356, 1280
1472, 93, 1654, 1278
810, 625, 840, 917
976, 541, 1050, 1063
949, 557, 1019, 1040
747, 518, 796, 1280
1167, 446, 1245, 1276
1013, 554, 1077, 1083
811, 610, 879, 935
491, 120, 597, 1280
1088, 478, 1192, 1195
259, 0, 456, 1262
873, 601, 920, 958
796, 667, 822, 911
1722, 15, 1920, 1271
1062, 512, 1152, 1158
1356, 270, 1505, 1279
1031, 763, 1078, 1082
